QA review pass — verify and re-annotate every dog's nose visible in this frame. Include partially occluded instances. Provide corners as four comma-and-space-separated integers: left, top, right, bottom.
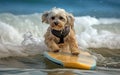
54, 22, 58, 25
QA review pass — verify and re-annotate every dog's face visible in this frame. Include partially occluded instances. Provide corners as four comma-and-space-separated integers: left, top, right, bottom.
42, 8, 74, 30
48, 10, 67, 30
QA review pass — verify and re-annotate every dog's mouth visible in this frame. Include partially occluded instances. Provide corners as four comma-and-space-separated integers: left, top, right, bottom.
51, 24, 64, 30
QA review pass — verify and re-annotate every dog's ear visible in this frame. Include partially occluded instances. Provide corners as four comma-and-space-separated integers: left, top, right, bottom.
66, 13, 75, 30
42, 11, 49, 24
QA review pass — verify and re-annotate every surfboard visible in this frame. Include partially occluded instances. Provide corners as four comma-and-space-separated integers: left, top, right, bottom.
44, 51, 96, 70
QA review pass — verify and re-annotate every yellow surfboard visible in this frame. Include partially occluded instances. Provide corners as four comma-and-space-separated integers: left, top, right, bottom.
44, 51, 96, 70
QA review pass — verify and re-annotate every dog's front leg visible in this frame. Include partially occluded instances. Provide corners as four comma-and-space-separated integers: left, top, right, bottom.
45, 38, 60, 52
68, 31, 80, 55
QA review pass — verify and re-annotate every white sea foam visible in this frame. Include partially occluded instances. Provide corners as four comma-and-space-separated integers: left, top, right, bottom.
0, 21, 26, 57
0, 27, 47, 58
0, 13, 120, 58
75, 16, 120, 49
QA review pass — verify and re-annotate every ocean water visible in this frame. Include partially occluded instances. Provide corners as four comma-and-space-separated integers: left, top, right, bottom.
0, 0, 120, 75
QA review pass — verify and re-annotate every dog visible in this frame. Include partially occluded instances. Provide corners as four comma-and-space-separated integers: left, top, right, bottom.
42, 8, 80, 55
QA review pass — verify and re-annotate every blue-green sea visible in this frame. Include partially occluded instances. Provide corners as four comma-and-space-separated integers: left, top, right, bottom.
0, 0, 120, 75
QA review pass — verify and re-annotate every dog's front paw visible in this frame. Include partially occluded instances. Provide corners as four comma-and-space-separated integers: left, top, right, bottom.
53, 49, 60, 53
72, 52, 79, 56
71, 50, 80, 56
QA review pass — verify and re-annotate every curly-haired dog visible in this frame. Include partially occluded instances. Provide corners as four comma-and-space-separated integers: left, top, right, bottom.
42, 8, 80, 55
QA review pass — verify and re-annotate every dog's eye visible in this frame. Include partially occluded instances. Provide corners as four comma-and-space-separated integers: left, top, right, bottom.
51, 16, 55, 20
59, 16, 64, 20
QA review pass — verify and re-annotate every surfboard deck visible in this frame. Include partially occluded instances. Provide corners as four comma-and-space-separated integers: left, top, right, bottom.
44, 51, 96, 70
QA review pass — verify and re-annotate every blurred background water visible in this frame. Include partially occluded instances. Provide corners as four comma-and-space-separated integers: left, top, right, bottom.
0, 0, 120, 75
0, 0, 120, 18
